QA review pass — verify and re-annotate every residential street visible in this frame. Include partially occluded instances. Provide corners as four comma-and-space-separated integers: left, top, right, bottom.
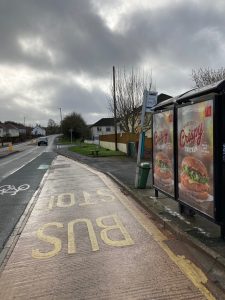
0, 155, 220, 299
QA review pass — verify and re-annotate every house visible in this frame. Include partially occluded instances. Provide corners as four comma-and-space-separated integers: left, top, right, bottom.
5, 121, 26, 136
4, 123, 19, 137
90, 118, 121, 141
0, 123, 6, 138
32, 125, 46, 136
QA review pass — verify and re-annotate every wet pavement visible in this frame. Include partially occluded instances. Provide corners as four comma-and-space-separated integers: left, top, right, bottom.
55, 148, 225, 259
55, 147, 225, 294
0, 156, 217, 299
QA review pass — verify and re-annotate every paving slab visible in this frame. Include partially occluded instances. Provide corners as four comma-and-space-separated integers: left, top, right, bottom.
0, 156, 216, 299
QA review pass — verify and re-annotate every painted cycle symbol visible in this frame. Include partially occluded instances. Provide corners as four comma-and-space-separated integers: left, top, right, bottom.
0, 184, 30, 196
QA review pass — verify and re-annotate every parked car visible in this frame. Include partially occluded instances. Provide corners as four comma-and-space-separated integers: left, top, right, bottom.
37, 137, 48, 146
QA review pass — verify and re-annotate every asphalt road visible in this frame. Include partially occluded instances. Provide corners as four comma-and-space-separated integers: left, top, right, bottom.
0, 135, 57, 251
0, 135, 57, 182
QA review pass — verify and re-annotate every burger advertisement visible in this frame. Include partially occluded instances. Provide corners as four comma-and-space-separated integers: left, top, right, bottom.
177, 100, 214, 218
153, 110, 174, 197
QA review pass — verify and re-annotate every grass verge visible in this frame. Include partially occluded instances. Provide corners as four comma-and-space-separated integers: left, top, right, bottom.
69, 143, 125, 157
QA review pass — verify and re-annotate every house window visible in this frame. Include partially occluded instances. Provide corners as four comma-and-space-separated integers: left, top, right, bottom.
97, 127, 101, 132
106, 127, 111, 132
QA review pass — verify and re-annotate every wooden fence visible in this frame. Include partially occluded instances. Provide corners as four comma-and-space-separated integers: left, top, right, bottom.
99, 133, 152, 157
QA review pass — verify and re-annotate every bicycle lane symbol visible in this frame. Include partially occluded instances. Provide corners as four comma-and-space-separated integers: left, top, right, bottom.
0, 184, 30, 196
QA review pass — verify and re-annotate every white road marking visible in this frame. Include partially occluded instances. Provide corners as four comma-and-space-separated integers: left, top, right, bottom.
0, 184, 30, 196
38, 165, 49, 169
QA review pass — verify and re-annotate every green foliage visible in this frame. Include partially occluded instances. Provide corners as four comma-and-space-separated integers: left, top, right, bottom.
61, 112, 90, 139
46, 119, 60, 135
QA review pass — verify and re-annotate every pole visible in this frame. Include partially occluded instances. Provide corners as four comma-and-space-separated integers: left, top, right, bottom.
135, 90, 148, 188
113, 66, 118, 151
58, 108, 63, 133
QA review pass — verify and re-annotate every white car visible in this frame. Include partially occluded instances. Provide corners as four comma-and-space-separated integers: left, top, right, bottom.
37, 137, 48, 146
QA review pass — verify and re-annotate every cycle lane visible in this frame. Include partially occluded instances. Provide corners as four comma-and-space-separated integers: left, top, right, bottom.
0, 155, 215, 299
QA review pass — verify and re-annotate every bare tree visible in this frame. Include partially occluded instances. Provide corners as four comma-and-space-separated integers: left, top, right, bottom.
192, 67, 225, 88
108, 67, 152, 133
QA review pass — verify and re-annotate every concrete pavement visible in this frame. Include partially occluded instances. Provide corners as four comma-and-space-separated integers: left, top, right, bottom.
0, 155, 219, 299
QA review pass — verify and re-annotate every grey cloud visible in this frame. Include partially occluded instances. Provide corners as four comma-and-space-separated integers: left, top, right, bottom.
1, 0, 225, 125
1, 0, 225, 74
53, 83, 108, 119
122, 1, 225, 69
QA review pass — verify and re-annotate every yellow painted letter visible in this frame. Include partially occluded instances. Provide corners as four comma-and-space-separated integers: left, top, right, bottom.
96, 188, 115, 202
79, 191, 96, 206
96, 214, 134, 247
57, 193, 75, 208
68, 219, 99, 254
32, 222, 63, 259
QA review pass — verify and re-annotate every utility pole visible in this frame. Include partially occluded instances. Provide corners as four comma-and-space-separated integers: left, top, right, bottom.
113, 66, 118, 151
58, 108, 63, 133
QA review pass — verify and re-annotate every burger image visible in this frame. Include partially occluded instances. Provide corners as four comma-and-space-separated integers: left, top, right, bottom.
180, 156, 209, 200
154, 152, 173, 185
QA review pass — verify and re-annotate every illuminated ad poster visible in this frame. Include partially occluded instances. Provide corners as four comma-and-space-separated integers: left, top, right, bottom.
153, 110, 174, 197
177, 100, 214, 218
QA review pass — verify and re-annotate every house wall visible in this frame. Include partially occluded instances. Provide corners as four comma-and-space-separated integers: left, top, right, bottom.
91, 125, 120, 140
8, 129, 19, 137
0, 128, 4, 137
32, 127, 46, 136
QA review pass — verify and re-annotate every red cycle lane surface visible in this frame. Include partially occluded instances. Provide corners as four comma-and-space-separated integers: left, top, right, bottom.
0, 156, 215, 299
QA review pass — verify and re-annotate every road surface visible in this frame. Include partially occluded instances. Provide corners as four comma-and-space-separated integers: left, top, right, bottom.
0, 135, 57, 252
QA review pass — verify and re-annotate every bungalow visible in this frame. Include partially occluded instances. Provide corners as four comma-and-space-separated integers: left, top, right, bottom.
5, 122, 26, 136
4, 123, 19, 137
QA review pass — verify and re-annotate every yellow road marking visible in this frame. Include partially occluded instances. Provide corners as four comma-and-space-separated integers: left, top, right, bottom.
96, 214, 134, 247
68, 218, 99, 253
50, 159, 215, 299
32, 222, 63, 259
110, 181, 215, 300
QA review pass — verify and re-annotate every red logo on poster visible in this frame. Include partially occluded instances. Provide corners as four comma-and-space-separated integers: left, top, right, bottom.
205, 105, 212, 117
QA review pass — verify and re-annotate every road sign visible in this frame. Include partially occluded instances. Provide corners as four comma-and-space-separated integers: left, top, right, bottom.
146, 92, 158, 112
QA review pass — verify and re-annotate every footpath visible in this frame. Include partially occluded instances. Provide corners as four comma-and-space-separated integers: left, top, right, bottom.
56, 148, 225, 288
0, 154, 220, 299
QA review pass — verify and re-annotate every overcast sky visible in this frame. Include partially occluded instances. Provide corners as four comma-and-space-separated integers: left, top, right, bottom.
0, 0, 225, 127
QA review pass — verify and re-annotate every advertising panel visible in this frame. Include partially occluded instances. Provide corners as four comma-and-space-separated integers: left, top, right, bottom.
177, 100, 214, 218
153, 110, 174, 197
